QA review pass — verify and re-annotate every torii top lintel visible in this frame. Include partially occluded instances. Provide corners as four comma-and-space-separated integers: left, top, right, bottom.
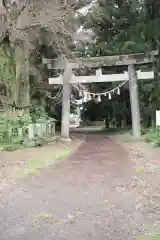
43, 50, 158, 69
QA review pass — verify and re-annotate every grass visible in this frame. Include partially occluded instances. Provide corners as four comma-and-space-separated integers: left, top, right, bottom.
32, 212, 62, 226
136, 234, 160, 240
143, 128, 160, 147
33, 212, 54, 222
107, 126, 160, 147
19, 149, 71, 177
77, 125, 131, 136
0, 142, 22, 151
0, 135, 58, 152
32, 208, 84, 227
105, 127, 131, 135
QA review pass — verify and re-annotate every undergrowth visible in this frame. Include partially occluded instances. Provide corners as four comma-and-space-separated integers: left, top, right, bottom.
143, 128, 160, 147
0, 136, 57, 152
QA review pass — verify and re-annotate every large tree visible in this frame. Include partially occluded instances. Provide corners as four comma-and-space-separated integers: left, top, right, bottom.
0, 0, 78, 117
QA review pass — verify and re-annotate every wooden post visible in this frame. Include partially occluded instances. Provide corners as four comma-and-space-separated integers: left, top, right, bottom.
128, 64, 141, 138
61, 63, 72, 139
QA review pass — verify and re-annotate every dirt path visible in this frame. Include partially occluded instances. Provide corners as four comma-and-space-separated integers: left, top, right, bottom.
0, 138, 82, 198
110, 134, 160, 234
0, 134, 155, 239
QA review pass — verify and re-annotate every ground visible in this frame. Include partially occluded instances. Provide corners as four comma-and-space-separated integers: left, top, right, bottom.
0, 136, 82, 197
0, 131, 160, 239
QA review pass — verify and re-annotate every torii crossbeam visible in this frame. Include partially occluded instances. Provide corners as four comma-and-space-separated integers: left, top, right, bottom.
49, 70, 154, 84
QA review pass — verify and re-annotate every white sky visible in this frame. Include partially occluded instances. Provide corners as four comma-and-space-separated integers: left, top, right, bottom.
75, 2, 94, 42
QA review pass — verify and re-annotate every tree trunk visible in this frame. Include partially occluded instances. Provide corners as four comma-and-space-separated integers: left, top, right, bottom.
105, 116, 109, 128
14, 41, 30, 115
116, 114, 122, 128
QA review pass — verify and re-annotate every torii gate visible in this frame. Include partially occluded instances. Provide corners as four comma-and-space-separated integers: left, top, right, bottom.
43, 50, 157, 139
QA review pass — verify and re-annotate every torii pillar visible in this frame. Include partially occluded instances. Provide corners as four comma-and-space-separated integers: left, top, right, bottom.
128, 64, 141, 138
61, 63, 72, 140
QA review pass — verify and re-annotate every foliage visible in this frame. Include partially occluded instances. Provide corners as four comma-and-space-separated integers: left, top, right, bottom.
0, 0, 78, 59
0, 41, 16, 104
30, 105, 48, 123
0, 111, 30, 142
77, 0, 152, 56
76, 0, 160, 128
0, 43, 15, 84
143, 127, 160, 147
0, 104, 56, 151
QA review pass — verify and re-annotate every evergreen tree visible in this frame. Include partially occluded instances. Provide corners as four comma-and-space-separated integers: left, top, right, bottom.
76, 0, 160, 127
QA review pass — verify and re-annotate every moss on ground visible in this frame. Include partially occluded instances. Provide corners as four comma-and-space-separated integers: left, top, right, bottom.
20, 149, 71, 177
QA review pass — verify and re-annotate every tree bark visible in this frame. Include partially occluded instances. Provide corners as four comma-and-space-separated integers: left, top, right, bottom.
105, 115, 109, 128
14, 41, 30, 114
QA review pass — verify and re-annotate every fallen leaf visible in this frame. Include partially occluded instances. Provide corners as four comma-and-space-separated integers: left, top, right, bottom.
68, 214, 74, 223
21, 188, 27, 192
76, 208, 84, 216
116, 187, 126, 192
76, 210, 84, 216
25, 195, 32, 200
51, 219, 64, 224
137, 167, 143, 173
32, 217, 39, 227
92, 219, 100, 224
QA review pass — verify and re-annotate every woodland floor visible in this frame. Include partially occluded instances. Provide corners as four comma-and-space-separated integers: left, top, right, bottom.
0, 130, 160, 239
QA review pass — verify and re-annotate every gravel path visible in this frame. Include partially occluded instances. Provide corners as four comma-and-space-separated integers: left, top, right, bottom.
0, 134, 149, 239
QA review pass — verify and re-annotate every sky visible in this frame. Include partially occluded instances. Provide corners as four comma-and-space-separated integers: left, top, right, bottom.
75, 1, 94, 43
